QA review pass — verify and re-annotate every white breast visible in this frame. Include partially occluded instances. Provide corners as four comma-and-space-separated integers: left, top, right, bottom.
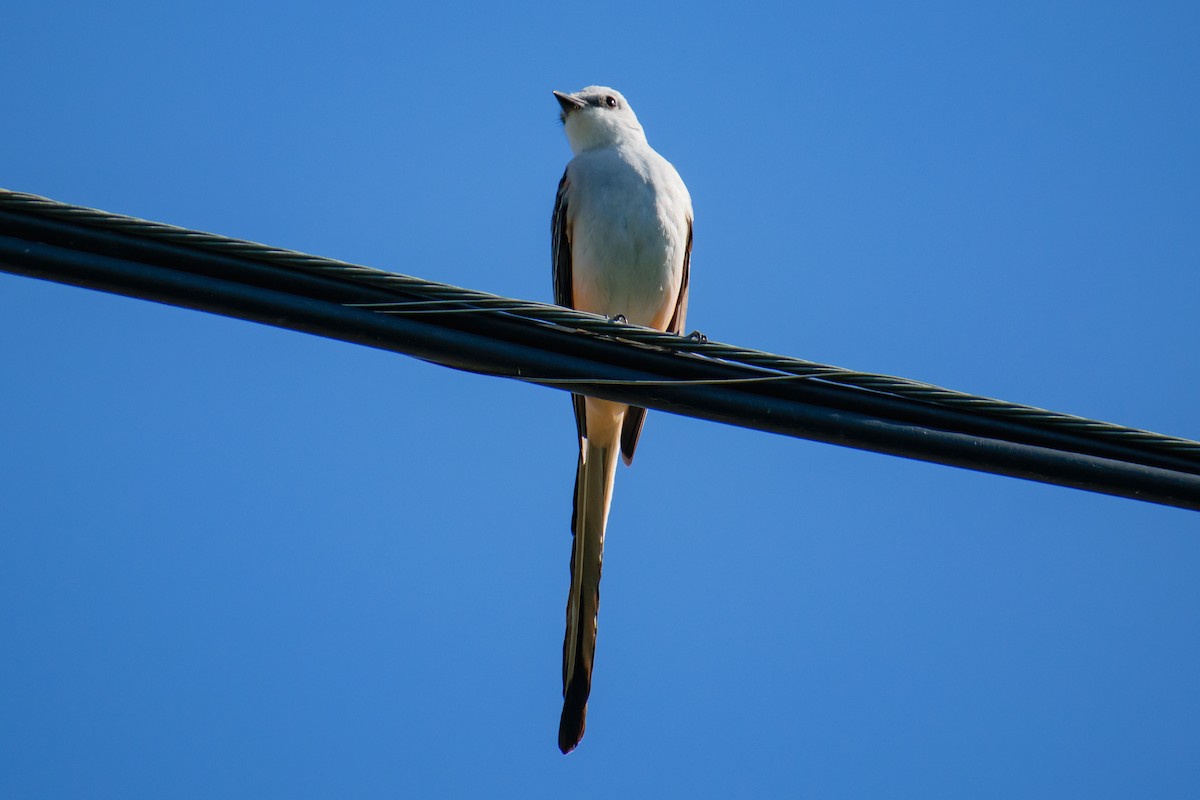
567, 144, 691, 331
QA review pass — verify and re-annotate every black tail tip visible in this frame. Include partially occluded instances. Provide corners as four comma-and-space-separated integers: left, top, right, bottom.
558, 704, 587, 754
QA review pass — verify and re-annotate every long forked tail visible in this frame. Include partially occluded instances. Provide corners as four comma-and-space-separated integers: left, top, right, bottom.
559, 434, 620, 754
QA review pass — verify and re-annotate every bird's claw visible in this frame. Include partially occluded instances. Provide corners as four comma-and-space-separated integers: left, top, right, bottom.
610, 313, 628, 324
688, 330, 708, 343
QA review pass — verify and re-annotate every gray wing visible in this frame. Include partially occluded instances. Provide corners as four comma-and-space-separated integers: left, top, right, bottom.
553, 169, 588, 447
552, 169, 572, 310
666, 218, 693, 336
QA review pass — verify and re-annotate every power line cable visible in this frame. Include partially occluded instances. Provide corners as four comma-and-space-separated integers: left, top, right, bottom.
1, 189, 1197, 511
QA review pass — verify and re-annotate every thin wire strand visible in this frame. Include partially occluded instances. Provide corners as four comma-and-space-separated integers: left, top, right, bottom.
3, 188, 1197, 459
518, 373, 845, 387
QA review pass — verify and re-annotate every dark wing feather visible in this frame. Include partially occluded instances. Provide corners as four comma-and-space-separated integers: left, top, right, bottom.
618, 408, 646, 466
551, 170, 573, 310
619, 217, 692, 465
666, 218, 693, 336
552, 169, 587, 445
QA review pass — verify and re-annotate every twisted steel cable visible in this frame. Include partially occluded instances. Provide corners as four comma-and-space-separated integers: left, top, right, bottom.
3, 187, 1200, 516
3, 188, 1194, 463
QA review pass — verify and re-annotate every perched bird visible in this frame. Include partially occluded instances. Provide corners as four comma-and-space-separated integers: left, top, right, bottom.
550, 85, 693, 753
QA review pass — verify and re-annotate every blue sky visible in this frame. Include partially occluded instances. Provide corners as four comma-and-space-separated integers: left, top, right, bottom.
2, 1, 1198, 797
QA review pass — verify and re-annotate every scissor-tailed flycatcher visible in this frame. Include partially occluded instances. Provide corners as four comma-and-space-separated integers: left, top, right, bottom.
551, 85, 693, 754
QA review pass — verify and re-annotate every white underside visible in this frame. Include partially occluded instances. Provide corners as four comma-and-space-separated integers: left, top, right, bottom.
566, 143, 691, 332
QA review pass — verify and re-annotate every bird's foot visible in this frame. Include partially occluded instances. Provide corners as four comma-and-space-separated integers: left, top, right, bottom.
688, 330, 708, 343
609, 313, 628, 324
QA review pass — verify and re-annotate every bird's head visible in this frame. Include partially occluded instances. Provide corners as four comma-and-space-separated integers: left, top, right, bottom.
553, 86, 646, 154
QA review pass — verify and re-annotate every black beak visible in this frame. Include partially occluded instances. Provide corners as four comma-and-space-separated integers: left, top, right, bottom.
553, 90, 586, 114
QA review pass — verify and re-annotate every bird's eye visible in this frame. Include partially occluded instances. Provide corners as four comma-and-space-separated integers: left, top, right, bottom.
605, 96, 618, 108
